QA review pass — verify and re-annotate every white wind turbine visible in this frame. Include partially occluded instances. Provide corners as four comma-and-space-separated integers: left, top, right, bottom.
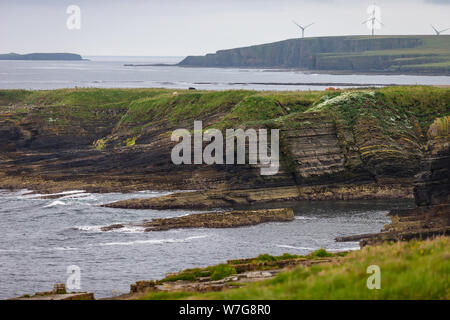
292, 20, 315, 39
363, 4, 383, 36
431, 25, 450, 35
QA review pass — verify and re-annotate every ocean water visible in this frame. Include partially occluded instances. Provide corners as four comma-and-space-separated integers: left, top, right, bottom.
0, 56, 449, 91
0, 188, 414, 299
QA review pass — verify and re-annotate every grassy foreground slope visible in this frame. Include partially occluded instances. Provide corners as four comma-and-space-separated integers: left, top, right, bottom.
141, 237, 450, 300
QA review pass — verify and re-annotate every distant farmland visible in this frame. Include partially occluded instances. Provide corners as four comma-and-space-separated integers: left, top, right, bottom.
179, 35, 450, 75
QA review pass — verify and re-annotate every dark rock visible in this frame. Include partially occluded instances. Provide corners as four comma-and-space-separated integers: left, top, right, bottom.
101, 208, 294, 232
100, 224, 125, 232
337, 116, 450, 245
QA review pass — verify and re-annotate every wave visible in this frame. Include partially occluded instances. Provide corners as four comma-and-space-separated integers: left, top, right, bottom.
75, 225, 103, 232
52, 246, 80, 251
96, 235, 208, 247
276, 244, 316, 250
328, 246, 360, 252
23, 190, 86, 199
294, 216, 318, 220
75, 224, 146, 233
44, 200, 67, 208
277, 244, 360, 252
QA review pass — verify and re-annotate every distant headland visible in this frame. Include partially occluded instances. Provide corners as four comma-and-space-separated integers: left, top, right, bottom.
0, 53, 83, 61
178, 35, 450, 75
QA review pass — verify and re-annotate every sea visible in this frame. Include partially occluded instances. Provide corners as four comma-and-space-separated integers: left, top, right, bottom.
0, 189, 414, 299
0, 56, 449, 91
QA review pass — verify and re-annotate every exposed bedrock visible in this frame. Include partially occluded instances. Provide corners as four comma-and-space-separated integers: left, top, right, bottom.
0, 88, 445, 202
100, 208, 294, 232
104, 184, 411, 210
337, 116, 450, 245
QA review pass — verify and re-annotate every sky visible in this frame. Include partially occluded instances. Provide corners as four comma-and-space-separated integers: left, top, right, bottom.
1, 0, 449, 56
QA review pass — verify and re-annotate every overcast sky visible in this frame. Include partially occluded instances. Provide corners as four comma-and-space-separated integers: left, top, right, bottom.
1, 0, 449, 56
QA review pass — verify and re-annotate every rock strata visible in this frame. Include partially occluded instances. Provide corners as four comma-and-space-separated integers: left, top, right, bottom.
337, 116, 450, 245
104, 184, 412, 210
101, 208, 294, 232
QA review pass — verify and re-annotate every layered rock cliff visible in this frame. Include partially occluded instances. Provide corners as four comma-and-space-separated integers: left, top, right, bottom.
337, 116, 450, 245
179, 35, 450, 75
0, 87, 448, 203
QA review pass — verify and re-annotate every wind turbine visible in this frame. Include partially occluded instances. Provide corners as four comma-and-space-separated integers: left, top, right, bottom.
362, 4, 383, 36
292, 20, 314, 39
431, 24, 450, 35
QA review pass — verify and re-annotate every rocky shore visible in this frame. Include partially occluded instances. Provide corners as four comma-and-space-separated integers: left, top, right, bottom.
337, 116, 450, 245
100, 208, 294, 232
2, 86, 444, 200
107, 251, 344, 300
104, 184, 412, 210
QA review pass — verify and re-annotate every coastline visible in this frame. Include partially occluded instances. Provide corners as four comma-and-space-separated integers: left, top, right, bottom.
1, 86, 448, 300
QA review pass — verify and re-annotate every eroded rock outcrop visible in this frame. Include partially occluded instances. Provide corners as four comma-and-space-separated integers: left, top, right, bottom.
104, 184, 411, 210
337, 116, 450, 245
101, 208, 294, 232
0, 88, 445, 201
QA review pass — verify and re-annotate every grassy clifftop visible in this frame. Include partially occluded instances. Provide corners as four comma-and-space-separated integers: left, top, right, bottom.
179, 35, 450, 74
0, 86, 448, 193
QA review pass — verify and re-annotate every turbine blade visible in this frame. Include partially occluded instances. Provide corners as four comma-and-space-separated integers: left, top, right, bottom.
305, 23, 315, 29
431, 24, 439, 34
440, 28, 450, 33
292, 20, 302, 28
375, 18, 384, 26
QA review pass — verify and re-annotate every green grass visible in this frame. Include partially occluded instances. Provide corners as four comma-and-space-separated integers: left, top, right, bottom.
313, 35, 450, 73
141, 237, 450, 300
1, 86, 448, 148
158, 264, 237, 283
210, 264, 237, 281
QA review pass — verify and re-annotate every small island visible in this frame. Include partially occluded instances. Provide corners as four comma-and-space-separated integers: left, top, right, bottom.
0, 52, 83, 61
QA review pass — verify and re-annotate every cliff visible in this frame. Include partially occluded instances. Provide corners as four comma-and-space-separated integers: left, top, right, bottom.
0, 87, 448, 203
0, 53, 83, 61
179, 35, 450, 75
337, 116, 450, 245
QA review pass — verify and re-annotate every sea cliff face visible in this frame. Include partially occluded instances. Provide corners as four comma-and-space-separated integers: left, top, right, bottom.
179, 35, 450, 75
336, 116, 450, 245
0, 87, 448, 204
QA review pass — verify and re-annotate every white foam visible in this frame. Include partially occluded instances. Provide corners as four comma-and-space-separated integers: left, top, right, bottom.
276, 244, 316, 250
44, 200, 67, 208
59, 193, 95, 200
110, 226, 146, 233
328, 246, 360, 252
53, 247, 80, 251
75, 225, 103, 232
97, 235, 208, 247
75, 224, 146, 233
23, 190, 86, 199
294, 216, 318, 220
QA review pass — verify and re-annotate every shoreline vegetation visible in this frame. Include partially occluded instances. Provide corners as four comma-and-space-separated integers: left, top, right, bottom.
1, 85, 448, 300
116, 237, 449, 300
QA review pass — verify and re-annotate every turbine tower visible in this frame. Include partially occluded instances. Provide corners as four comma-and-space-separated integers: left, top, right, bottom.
292, 20, 314, 39
363, 4, 383, 36
431, 25, 450, 35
